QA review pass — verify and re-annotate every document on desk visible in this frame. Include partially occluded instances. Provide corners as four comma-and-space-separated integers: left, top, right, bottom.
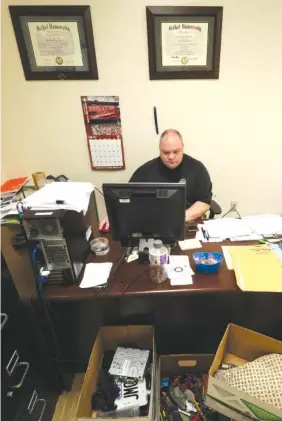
178, 238, 202, 250
243, 214, 282, 236
165, 255, 194, 286
204, 218, 253, 240
79, 262, 113, 288
228, 245, 282, 292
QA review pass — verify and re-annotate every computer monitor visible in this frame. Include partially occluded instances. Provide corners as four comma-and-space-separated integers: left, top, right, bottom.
102, 182, 186, 245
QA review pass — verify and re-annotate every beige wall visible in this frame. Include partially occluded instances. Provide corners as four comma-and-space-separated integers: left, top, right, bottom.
2, 0, 282, 219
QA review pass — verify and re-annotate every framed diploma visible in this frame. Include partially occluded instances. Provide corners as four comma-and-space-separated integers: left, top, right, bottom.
146, 6, 223, 80
9, 5, 98, 80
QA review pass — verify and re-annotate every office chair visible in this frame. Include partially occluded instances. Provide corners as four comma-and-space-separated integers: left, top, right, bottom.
208, 200, 222, 220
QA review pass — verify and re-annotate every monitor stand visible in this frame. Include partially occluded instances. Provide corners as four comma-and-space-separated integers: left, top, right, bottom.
138, 238, 154, 264
137, 238, 174, 264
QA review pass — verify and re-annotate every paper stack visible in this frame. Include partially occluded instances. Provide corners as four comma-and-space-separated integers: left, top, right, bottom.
23, 182, 94, 214
201, 214, 282, 242
243, 214, 282, 236
79, 262, 113, 288
203, 218, 254, 241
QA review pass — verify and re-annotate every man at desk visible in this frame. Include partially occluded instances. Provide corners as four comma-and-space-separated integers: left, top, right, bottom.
99, 129, 212, 230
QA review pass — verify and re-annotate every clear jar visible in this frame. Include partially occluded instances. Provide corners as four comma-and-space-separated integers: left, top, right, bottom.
149, 239, 168, 283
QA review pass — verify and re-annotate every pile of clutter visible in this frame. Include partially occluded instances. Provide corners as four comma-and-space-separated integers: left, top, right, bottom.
160, 373, 228, 421
92, 346, 151, 418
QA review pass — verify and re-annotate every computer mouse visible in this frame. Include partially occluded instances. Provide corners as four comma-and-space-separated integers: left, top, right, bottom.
99, 222, 110, 233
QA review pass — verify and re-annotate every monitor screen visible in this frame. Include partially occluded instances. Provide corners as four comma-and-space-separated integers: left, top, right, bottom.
102, 182, 186, 243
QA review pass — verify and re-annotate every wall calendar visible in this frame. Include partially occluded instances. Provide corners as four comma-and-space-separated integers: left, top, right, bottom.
81, 95, 125, 170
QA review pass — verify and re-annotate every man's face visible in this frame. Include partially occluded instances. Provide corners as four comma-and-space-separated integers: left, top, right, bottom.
159, 134, 184, 169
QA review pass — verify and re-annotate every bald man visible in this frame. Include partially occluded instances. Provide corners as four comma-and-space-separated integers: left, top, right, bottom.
99, 129, 212, 230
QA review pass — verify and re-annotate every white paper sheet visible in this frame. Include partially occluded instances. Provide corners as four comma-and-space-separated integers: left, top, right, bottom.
178, 238, 202, 250
243, 214, 282, 236
204, 218, 253, 239
23, 182, 94, 214
79, 262, 113, 288
165, 255, 194, 285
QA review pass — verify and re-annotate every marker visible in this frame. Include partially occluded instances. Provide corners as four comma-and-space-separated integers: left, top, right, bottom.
153, 106, 159, 134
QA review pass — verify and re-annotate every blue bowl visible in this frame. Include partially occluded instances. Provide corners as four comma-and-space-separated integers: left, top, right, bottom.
192, 252, 223, 274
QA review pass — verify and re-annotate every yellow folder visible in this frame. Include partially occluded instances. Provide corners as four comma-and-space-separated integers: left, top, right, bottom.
229, 245, 282, 292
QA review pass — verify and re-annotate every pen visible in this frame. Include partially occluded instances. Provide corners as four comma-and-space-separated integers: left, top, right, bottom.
201, 227, 209, 241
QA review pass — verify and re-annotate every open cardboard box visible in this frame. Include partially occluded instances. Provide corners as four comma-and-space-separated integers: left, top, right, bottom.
207, 324, 282, 421
76, 325, 155, 421
156, 354, 214, 421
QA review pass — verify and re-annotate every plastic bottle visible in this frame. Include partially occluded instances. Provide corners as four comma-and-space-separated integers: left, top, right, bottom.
149, 239, 169, 283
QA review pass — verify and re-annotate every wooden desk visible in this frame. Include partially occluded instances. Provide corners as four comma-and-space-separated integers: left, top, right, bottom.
45, 240, 239, 300
44, 238, 282, 371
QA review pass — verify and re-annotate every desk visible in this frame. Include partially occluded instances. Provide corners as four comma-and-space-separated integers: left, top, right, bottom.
45, 240, 238, 300
44, 238, 282, 372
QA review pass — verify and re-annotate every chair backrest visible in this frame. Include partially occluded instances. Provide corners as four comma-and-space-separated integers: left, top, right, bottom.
209, 199, 222, 220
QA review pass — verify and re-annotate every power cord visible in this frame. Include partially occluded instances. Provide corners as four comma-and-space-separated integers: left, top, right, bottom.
122, 268, 148, 295
95, 187, 104, 197
221, 205, 242, 219
31, 245, 61, 359
105, 241, 132, 295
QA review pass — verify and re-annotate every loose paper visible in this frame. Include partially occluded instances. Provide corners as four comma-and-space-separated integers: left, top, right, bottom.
178, 238, 202, 250
79, 262, 112, 288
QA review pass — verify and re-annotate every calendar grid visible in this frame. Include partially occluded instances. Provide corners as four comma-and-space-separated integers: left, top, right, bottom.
88, 136, 125, 169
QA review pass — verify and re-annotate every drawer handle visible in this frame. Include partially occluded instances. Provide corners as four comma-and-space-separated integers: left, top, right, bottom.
6, 350, 19, 376
11, 362, 30, 389
28, 390, 46, 421
1, 313, 8, 330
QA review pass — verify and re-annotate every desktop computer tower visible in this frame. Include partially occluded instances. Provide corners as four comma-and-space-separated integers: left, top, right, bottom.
22, 208, 92, 285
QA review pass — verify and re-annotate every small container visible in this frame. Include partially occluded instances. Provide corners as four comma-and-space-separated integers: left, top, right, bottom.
192, 252, 223, 274
149, 239, 169, 283
90, 237, 109, 256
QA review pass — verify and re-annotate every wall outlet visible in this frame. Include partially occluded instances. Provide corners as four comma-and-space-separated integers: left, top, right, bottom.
230, 201, 238, 211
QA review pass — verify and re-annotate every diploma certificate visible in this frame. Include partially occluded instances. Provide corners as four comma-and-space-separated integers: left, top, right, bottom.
161, 22, 209, 66
27, 21, 83, 67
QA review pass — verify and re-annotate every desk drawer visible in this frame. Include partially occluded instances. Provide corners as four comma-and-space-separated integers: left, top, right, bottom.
2, 307, 31, 367
2, 367, 35, 421
2, 348, 30, 395
14, 385, 57, 421
3, 367, 56, 421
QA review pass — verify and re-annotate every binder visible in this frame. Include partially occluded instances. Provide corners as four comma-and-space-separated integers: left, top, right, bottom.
229, 245, 282, 292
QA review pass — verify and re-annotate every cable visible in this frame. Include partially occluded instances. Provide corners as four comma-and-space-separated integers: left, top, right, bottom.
109, 239, 132, 279
235, 209, 242, 219
110, 248, 127, 277
95, 187, 104, 197
31, 245, 61, 359
123, 268, 148, 294
221, 205, 236, 218
221, 205, 242, 219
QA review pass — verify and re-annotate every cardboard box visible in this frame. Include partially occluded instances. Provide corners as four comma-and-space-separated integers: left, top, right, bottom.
207, 324, 282, 421
76, 325, 155, 421
156, 354, 214, 421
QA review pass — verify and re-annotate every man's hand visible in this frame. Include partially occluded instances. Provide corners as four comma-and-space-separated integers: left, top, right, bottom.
185, 201, 210, 222
99, 216, 110, 232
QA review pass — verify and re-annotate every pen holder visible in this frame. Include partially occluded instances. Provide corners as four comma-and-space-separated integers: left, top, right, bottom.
192, 252, 223, 274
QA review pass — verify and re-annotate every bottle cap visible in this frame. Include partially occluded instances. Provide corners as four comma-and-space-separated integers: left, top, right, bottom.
153, 239, 163, 248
